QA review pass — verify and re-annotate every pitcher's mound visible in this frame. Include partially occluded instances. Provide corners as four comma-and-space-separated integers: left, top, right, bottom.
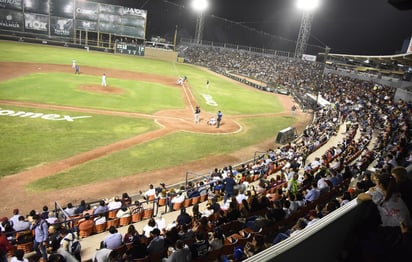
80, 85, 124, 94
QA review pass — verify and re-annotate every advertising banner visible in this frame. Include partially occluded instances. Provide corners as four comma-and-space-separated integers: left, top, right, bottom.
99, 22, 121, 34
99, 13, 121, 24
121, 15, 145, 27
50, 0, 73, 18
122, 7, 146, 18
0, 9, 23, 30
23, 0, 49, 15
50, 16, 73, 36
122, 25, 145, 39
0, 0, 23, 10
74, 0, 98, 21
24, 12, 48, 33
75, 19, 97, 31
302, 54, 317, 62
100, 3, 122, 16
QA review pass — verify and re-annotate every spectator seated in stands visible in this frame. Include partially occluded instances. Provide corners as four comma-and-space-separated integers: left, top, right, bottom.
143, 218, 157, 238
63, 202, 76, 217
189, 231, 209, 260
121, 192, 132, 206
12, 215, 30, 232
102, 226, 123, 250
94, 200, 109, 216
123, 237, 148, 260
147, 228, 166, 255
272, 218, 307, 245
77, 214, 94, 236
176, 208, 192, 226
163, 239, 192, 262
107, 196, 122, 211
142, 184, 156, 201
74, 200, 87, 215
116, 205, 131, 218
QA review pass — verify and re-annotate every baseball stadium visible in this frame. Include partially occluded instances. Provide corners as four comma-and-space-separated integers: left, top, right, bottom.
0, 0, 412, 262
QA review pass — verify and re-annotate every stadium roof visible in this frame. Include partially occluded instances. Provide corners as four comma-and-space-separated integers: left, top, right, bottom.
323, 52, 412, 67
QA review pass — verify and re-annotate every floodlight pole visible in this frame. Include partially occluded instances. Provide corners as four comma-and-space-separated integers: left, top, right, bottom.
317, 45, 331, 106
194, 11, 205, 44
294, 11, 314, 59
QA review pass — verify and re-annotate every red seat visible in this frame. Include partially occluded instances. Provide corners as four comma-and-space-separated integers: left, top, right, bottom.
119, 216, 132, 227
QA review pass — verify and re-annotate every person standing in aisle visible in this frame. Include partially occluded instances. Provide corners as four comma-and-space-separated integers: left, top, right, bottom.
216, 110, 223, 128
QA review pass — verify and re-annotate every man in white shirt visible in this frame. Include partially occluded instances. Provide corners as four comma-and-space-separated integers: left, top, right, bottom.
107, 197, 122, 211
12, 216, 30, 231
143, 184, 156, 200
9, 209, 20, 227
64, 203, 76, 217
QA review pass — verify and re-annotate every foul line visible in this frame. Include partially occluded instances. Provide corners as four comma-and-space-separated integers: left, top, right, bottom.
171, 61, 196, 113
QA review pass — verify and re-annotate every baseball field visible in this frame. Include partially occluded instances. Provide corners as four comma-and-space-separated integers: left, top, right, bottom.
0, 40, 312, 216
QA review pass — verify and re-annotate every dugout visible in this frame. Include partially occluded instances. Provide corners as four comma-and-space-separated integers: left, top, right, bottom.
276, 126, 297, 144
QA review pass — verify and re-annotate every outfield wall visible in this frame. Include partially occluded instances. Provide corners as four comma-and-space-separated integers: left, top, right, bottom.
144, 47, 178, 62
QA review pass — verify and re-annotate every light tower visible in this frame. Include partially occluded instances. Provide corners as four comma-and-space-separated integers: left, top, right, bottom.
294, 0, 320, 59
191, 0, 208, 44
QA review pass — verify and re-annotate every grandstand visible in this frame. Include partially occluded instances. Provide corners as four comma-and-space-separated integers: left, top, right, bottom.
2, 40, 411, 261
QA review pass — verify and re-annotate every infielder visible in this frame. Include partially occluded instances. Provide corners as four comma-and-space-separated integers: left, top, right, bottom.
102, 73, 107, 87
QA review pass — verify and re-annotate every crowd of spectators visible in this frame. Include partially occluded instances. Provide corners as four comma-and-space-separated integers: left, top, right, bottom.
1, 45, 412, 262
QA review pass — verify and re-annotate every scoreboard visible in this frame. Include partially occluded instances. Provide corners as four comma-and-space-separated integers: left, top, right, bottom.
115, 42, 145, 56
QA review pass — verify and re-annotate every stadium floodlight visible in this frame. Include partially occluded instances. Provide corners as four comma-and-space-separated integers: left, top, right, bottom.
294, 0, 320, 59
191, 0, 209, 44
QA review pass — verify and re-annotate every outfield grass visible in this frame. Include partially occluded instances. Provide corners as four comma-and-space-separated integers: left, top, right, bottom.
27, 116, 296, 191
0, 40, 299, 192
0, 105, 159, 177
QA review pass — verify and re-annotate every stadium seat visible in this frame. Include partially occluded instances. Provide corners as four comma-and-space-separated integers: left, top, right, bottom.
172, 202, 182, 211
107, 209, 118, 220
79, 226, 93, 238
132, 211, 144, 223
132, 256, 149, 262
119, 216, 132, 227
93, 222, 107, 234
142, 208, 154, 220
183, 198, 192, 208
106, 218, 119, 228
220, 238, 238, 257
16, 242, 33, 254
199, 194, 208, 203
191, 196, 200, 205
148, 195, 156, 202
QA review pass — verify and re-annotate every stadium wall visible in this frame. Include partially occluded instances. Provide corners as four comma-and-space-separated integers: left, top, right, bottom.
144, 47, 178, 62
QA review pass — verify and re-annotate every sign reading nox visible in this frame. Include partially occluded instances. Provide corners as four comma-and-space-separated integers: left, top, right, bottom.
0, 108, 91, 122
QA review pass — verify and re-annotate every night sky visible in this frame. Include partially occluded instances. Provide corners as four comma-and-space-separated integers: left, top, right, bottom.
97, 0, 412, 56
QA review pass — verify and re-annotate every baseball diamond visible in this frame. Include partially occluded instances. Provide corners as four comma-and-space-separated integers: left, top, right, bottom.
0, 42, 312, 216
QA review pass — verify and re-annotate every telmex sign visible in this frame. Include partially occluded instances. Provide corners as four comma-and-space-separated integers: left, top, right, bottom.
0, 108, 91, 122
